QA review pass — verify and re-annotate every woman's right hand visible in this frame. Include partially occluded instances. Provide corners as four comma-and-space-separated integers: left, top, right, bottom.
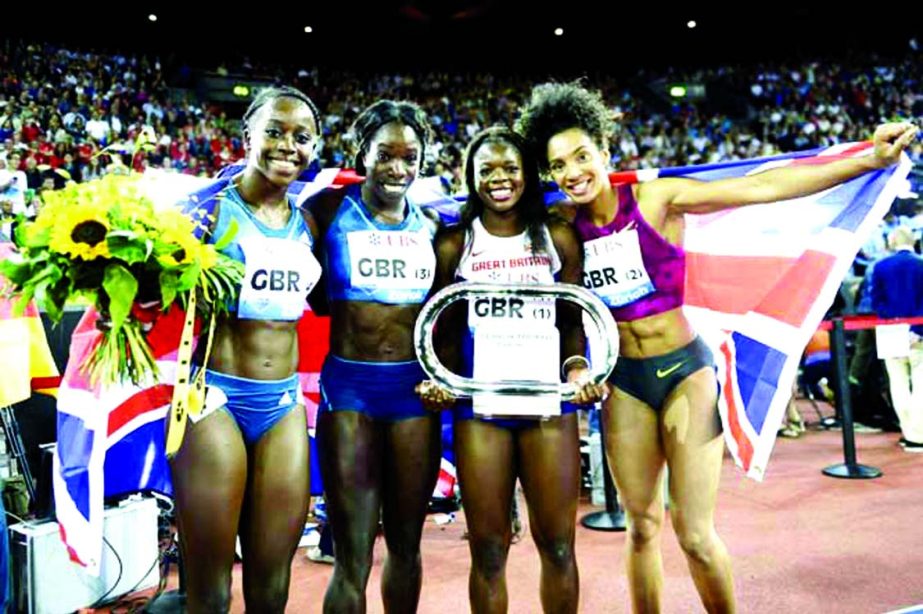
415, 379, 456, 412
566, 366, 608, 406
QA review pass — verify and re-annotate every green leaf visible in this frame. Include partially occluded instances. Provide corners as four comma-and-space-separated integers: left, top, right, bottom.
102, 263, 138, 333
13, 218, 46, 248
17, 264, 58, 290
0, 258, 30, 286
159, 270, 179, 309
41, 269, 69, 324
107, 231, 149, 265
213, 218, 239, 251
44, 264, 64, 288
177, 260, 201, 292
42, 283, 64, 322
202, 269, 223, 299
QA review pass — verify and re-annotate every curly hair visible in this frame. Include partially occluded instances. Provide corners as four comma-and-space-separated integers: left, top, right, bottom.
352, 100, 432, 175
460, 126, 548, 255
515, 81, 614, 170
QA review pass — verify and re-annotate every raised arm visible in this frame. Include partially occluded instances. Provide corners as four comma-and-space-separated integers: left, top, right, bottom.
642, 122, 917, 216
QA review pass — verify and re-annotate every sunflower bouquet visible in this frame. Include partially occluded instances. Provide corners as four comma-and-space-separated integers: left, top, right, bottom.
0, 173, 243, 386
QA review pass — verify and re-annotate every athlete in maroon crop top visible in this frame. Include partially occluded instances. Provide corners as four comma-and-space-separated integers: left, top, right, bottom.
518, 81, 917, 613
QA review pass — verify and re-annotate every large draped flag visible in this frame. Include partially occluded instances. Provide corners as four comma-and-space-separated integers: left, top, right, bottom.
609, 144, 913, 479
53, 144, 911, 570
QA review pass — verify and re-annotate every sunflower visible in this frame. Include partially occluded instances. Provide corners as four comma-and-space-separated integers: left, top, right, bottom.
31, 188, 70, 232
157, 209, 201, 267
158, 230, 202, 267
49, 203, 111, 260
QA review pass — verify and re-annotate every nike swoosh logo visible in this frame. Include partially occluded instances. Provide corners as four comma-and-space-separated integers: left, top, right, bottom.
656, 361, 686, 379
471, 250, 486, 258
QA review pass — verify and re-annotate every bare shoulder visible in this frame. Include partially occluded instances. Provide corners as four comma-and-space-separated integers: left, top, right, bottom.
548, 203, 577, 223
635, 178, 684, 206
434, 223, 466, 259
546, 215, 579, 245
635, 178, 700, 219
546, 216, 582, 266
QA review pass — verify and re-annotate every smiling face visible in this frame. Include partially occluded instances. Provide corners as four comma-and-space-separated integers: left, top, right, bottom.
361, 122, 422, 208
471, 139, 525, 217
545, 127, 610, 206
244, 96, 318, 188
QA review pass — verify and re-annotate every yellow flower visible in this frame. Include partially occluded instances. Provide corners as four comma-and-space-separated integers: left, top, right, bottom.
21, 218, 52, 247
197, 243, 219, 270
48, 203, 111, 260
158, 208, 197, 236
32, 189, 69, 229
159, 231, 201, 267
157, 209, 201, 267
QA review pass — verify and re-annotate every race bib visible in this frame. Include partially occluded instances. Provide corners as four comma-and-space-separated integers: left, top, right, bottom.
467, 294, 556, 328
582, 227, 655, 307
346, 229, 435, 301
238, 236, 321, 320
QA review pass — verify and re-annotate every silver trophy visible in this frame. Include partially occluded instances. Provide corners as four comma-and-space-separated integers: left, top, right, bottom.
414, 282, 619, 401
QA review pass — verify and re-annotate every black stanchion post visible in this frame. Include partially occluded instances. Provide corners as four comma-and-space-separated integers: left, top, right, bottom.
581, 407, 626, 531
822, 318, 882, 479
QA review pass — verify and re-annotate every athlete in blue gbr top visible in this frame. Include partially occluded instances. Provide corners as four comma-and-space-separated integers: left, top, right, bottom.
306, 100, 442, 613
170, 86, 323, 613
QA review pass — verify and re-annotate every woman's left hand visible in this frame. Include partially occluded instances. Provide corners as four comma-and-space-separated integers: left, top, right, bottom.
872, 122, 919, 168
